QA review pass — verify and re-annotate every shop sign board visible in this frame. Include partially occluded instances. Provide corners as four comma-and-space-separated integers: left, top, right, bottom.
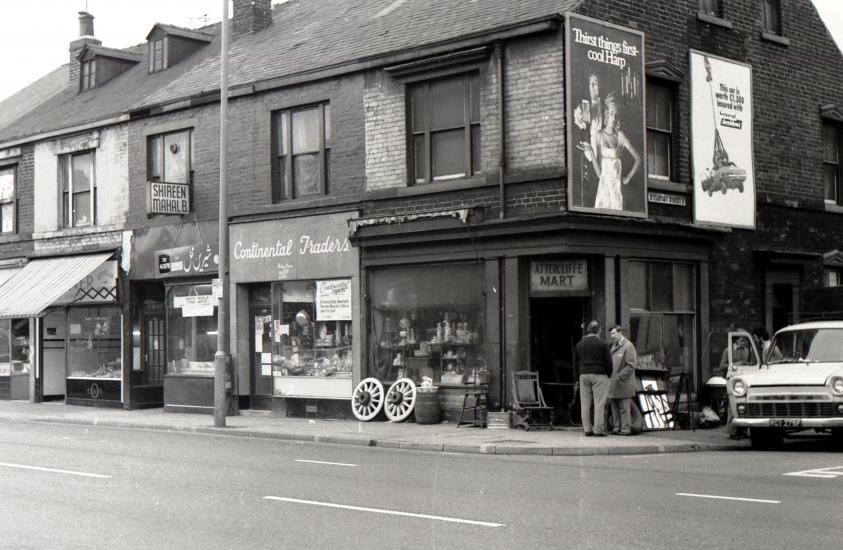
155, 244, 218, 278
230, 212, 358, 282
690, 50, 755, 228
316, 279, 352, 321
648, 192, 687, 206
566, 14, 647, 218
54, 260, 118, 305
211, 278, 223, 298
530, 260, 588, 294
147, 181, 190, 215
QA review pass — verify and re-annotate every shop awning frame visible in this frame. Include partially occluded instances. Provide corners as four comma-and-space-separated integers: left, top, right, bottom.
0, 253, 113, 319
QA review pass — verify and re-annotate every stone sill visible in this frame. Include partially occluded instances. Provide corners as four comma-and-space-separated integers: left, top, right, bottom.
824, 201, 843, 214
647, 179, 690, 194
761, 32, 790, 47
696, 12, 733, 30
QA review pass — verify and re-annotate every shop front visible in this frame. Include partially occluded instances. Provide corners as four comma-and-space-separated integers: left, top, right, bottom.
0, 253, 121, 406
129, 222, 219, 412
351, 210, 713, 426
229, 211, 359, 416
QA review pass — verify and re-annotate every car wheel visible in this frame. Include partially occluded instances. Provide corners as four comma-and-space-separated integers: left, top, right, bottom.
750, 428, 784, 450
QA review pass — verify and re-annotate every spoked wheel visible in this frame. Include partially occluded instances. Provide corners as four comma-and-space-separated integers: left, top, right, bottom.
351, 378, 385, 421
384, 378, 417, 422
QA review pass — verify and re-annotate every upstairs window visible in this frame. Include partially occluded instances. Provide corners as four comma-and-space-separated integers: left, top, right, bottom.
409, 74, 481, 185
148, 129, 194, 184
826, 269, 842, 287
824, 121, 841, 205
150, 38, 165, 72
60, 150, 96, 228
80, 59, 96, 91
272, 103, 331, 202
646, 81, 675, 180
0, 166, 15, 234
699, 0, 721, 17
761, 0, 782, 35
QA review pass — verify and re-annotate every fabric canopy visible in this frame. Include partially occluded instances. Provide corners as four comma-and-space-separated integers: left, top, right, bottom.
0, 266, 21, 290
0, 253, 112, 319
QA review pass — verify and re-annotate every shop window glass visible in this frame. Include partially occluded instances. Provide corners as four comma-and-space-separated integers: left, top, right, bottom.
67, 306, 121, 379
0, 318, 29, 376
166, 285, 218, 374
0, 321, 9, 366
673, 263, 695, 311
651, 262, 673, 311
369, 264, 487, 385
269, 279, 353, 382
625, 261, 648, 310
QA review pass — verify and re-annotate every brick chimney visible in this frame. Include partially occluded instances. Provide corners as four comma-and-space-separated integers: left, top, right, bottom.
69, 11, 101, 84
232, 0, 272, 38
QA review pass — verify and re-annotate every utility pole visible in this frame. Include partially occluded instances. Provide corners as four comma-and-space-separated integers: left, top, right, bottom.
214, 0, 230, 428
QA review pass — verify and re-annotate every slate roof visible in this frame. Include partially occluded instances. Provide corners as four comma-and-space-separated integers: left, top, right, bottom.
0, 0, 578, 144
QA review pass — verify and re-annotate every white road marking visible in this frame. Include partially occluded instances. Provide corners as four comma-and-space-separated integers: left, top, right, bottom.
783, 465, 843, 479
295, 459, 357, 467
0, 461, 111, 479
263, 496, 504, 527
676, 493, 780, 504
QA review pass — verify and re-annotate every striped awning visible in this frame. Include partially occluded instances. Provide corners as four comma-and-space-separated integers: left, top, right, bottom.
0, 253, 112, 319
0, 266, 21, 290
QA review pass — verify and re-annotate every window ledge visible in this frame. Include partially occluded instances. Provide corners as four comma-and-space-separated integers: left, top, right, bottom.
824, 201, 843, 214
696, 12, 733, 29
365, 174, 490, 200
33, 224, 123, 240
0, 233, 22, 245
761, 32, 790, 47
647, 179, 690, 193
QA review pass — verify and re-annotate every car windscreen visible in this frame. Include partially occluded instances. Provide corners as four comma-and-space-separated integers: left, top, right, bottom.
769, 328, 843, 364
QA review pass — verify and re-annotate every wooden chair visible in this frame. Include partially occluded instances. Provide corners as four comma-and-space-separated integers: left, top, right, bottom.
511, 370, 553, 430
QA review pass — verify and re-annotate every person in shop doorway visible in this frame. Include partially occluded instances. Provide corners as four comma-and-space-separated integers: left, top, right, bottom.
575, 320, 613, 437
608, 325, 638, 436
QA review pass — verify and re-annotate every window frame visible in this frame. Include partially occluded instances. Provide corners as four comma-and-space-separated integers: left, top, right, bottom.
646, 80, 676, 181
408, 72, 481, 186
149, 37, 166, 73
147, 128, 194, 185
823, 120, 842, 206
60, 150, 96, 229
761, 0, 782, 35
0, 164, 16, 234
271, 102, 331, 202
80, 59, 96, 91
698, 0, 721, 17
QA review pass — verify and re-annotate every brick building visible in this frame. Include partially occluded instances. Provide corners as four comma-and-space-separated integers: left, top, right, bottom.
0, 0, 840, 426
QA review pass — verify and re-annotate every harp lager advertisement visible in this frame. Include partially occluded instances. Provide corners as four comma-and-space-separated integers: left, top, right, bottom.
690, 50, 755, 228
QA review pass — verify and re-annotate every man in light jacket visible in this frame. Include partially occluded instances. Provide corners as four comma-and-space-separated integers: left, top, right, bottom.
608, 325, 638, 435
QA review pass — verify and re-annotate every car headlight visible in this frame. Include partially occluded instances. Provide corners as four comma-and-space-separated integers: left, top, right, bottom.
730, 379, 747, 397
831, 377, 843, 395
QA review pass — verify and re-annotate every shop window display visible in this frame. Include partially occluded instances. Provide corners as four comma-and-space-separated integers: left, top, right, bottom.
369, 264, 488, 385
269, 280, 353, 381
67, 307, 121, 378
166, 284, 217, 374
0, 319, 30, 376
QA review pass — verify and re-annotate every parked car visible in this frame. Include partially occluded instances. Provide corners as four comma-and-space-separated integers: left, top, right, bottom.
726, 321, 843, 449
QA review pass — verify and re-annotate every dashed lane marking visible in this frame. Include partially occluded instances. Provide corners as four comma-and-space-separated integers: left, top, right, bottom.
783, 465, 843, 479
295, 459, 358, 467
263, 496, 505, 527
676, 493, 780, 504
0, 461, 111, 479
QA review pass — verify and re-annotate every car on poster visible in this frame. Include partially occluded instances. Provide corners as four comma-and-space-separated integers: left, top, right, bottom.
726, 321, 843, 449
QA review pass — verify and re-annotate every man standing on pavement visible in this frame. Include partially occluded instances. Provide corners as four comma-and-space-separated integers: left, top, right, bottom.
608, 325, 638, 435
575, 320, 612, 437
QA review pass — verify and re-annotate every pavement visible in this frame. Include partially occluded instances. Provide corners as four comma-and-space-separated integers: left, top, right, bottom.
0, 399, 749, 456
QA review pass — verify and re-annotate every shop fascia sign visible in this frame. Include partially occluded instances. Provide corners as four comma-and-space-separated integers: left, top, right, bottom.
156, 244, 218, 278
173, 289, 217, 318
147, 181, 190, 215
530, 259, 589, 294
53, 260, 118, 305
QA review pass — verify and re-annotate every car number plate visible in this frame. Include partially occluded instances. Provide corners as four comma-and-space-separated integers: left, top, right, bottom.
769, 418, 802, 428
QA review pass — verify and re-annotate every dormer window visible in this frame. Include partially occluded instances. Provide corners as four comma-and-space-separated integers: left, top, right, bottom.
150, 38, 166, 72
80, 59, 96, 91
145, 24, 212, 74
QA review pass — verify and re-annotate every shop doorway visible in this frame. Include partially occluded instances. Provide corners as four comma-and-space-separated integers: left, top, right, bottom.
530, 297, 590, 425
40, 309, 67, 400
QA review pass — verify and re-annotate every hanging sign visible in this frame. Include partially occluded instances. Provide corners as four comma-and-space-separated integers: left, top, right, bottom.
147, 181, 190, 215
174, 294, 216, 317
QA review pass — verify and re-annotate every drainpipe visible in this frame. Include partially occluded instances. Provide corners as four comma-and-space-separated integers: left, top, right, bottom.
496, 41, 506, 219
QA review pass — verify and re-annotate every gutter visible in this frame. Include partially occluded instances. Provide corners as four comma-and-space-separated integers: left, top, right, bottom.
0, 114, 130, 149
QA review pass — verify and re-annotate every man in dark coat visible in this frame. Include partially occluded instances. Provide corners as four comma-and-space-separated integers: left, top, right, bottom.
575, 320, 612, 436
608, 325, 638, 435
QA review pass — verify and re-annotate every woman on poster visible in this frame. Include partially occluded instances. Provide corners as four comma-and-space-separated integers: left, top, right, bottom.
583, 93, 641, 211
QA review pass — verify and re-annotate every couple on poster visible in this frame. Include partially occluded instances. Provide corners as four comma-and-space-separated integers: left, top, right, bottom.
567, 15, 646, 216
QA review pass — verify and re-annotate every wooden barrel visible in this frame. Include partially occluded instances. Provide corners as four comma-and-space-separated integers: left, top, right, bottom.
414, 388, 440, 424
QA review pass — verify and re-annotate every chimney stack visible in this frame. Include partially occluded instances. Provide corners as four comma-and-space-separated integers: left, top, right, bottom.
69, 11, 101, 84
232, 0, 272, 38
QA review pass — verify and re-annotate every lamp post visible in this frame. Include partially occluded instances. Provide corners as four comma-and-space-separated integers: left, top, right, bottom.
214, 0, 230, 428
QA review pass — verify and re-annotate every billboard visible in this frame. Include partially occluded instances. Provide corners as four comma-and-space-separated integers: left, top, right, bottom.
566, 14, 646, 217
690, 50, 755, 228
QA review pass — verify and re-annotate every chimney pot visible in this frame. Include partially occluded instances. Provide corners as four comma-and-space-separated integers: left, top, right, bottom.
78, 11, 95, 38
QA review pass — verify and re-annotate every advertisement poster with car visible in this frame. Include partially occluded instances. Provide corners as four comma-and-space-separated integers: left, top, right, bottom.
566, 14, 646, 217
690, 50, 756, 228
